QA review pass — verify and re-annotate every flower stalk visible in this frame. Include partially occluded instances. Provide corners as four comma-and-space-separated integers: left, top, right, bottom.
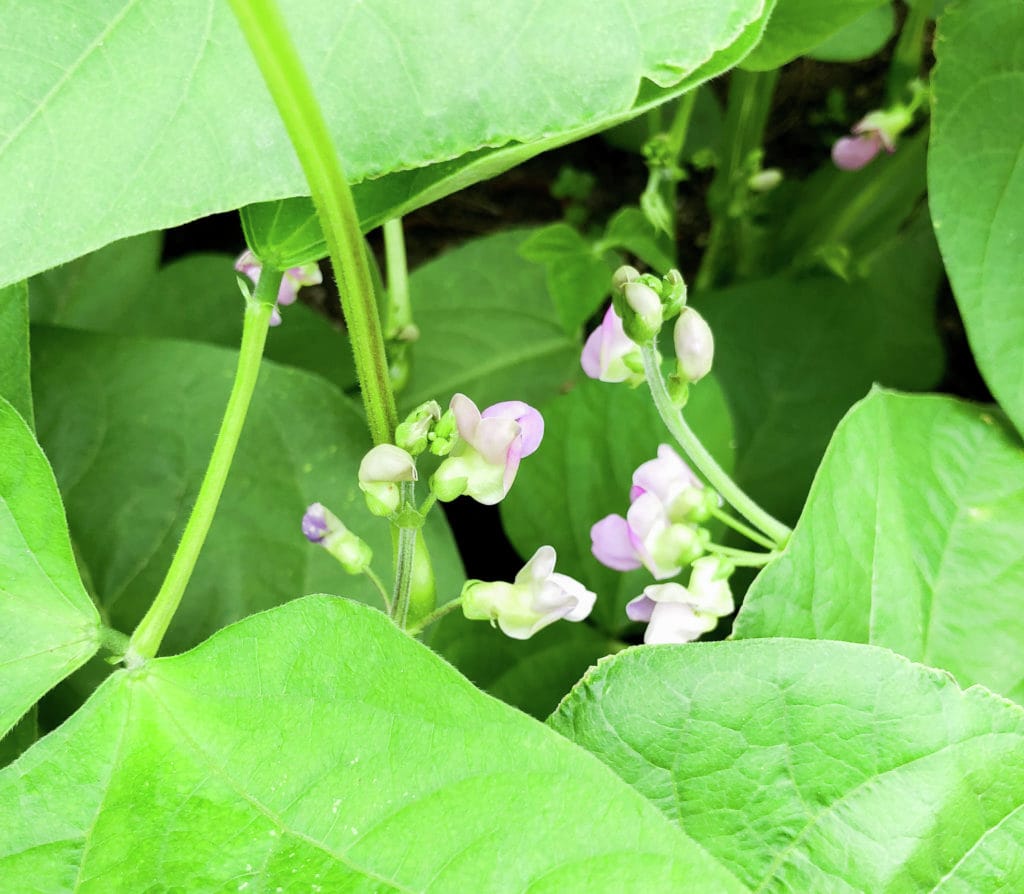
126, 269, 284, 664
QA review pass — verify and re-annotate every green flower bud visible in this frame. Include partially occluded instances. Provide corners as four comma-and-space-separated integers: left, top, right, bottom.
429, 409, 459, 456
395, 400, 442, 456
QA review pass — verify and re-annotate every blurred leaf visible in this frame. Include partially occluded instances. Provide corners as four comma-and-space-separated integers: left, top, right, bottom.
736, 390, 1024, 702
402, 230, 579, 412
743, 0, 890, 70
807, 3, 895, 62
519, 224, 616, 333
501, 375, 734, 634
930, 0, 1024, 435
0, 283, 33, 425
551, 638, 1024, 892
602, 206, 676, 273
0, 397, 100, 738
31, 329, 461, 655
0, 597, 744, 893
700, 215, 945, 522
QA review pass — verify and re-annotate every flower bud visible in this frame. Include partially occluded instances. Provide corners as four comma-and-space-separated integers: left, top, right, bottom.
674, 307, 714, 383
358, 444, 417, 516
429, 409, 459, 456
301, 503, 372, 574
611, 265, 641, 292
748, 168, 782, 192
621, 281, 664, 340
395, 400, 441, 456
662, 269, 688, 318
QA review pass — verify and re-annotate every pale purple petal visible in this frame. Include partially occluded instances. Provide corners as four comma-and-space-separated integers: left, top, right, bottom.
591, 514, 642, 571
276, 277, 301, 307
450, 393, 482, 441
235, 250, 261, 281
473, 416, 521, 466
483, 401, 544, 456
269, 307, 283, 327
581, 326, 604, 378
502, 436, 524, 494
832, 134, 882, 171
302, 503, 328, 542
632, 444, 700, 506
626, 594, 655, 623
581, 306, 637, 383
629, 484, 646, 501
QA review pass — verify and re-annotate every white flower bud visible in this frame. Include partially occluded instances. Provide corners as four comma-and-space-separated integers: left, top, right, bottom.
358, 444, 417, 516
674, 307, 714, 383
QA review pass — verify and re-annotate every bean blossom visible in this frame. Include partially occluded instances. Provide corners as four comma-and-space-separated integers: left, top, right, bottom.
234, 250, 323, 326
626, 555, 734, 644
581, 306, 643, 384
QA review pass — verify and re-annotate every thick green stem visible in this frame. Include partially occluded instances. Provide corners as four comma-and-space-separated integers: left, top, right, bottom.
696, 69, 778, 291
391, 481, 419, 628
126, 272, 282, 663
229, 0, 397, 445
641, 341, 790, 547
887, 2, 930, 102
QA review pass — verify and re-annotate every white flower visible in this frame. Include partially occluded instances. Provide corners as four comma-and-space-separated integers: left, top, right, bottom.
462, 546, 596, 640
626, 556, 734, 644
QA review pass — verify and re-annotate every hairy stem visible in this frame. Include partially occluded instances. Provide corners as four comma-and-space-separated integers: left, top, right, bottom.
126, 271, 282, 663
229, 0, 397, 444
405, 597, 464, 637
383, 218, 412, 337
641, 341, 790, 547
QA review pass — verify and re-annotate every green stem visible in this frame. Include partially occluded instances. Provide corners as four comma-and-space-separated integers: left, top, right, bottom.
706, 544, 779, 567
365, 567, 393, 614
695, 69, 778, 291
418, 492, 437, 517
665, 89, 698, 162
641, 341, 790, 547
708, 505, 776, 550
406, 597, 464, 637
391, 480, 418, 628
887, 2, 930, 102
229, 0, 397, 445
383, 218, 412, 337
126, 271, 282, 663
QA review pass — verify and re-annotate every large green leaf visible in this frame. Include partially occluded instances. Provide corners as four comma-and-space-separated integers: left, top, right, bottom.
0, 397, 100, 737
806, 4, 895, 63
930, 0, 1024, 435
31, 328, 461, 654
0, 283, 33, 425
30, 237, 356, 391
700, 216, 945, 522
501, 375, 734, 634
742, 0, 889, 70
401, 230, 579, 413
550, 638, 1024, 892
0, 0, 769, 289
735, 390, 1024, 702
0, 597, 745, 892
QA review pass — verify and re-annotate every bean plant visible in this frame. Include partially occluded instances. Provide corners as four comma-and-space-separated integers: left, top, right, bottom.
2, 0, 1023, 891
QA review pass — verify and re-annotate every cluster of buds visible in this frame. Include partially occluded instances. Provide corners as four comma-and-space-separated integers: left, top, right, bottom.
581, 266, 714, 397
234, 250, 322, 326
591, 444, 717, 579
461, 546, 596, 639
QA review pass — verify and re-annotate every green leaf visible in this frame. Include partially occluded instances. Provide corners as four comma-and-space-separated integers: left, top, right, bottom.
519, 224, 616, 334
240, 197, 326, 268
700, 217, 945, 522
501, 376, 734, 633
807, 4, 895, 62
402, 230, 579, 412
0, 283, 33, 426
930, 0, 1024, 435
30, 329, 461, 654
0, 397, 100, 738
735, 390, 1024, 702
0, 597, 744, 892
602, 207, 676, 273
0, 0, 770, 289
431, 612, 612, 719
550, 638, 1024, 892
742, 0, 890, 70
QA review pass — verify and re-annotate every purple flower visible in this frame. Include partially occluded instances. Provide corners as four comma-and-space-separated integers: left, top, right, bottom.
591, 491, 708, 580
626, 556, 734, 644
432, 394, 543, 505
581, 306, 643, 384
461, 545, 596, 639
234, 250, 323, 326
831, 133, 885, 171
301, 502, 372, 574
630, 444, 715, 523
831, 108, 909, 172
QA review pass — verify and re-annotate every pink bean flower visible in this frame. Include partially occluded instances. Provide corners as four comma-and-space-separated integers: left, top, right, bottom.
432, 394, 544, 505
631, 444, 715, 523
626, 556, 734, 644
581, 306, 643, 384
462, 545, 596, 639
831, 109, 904, 172
591, 492, 707, 580
234, 250, 323, 326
